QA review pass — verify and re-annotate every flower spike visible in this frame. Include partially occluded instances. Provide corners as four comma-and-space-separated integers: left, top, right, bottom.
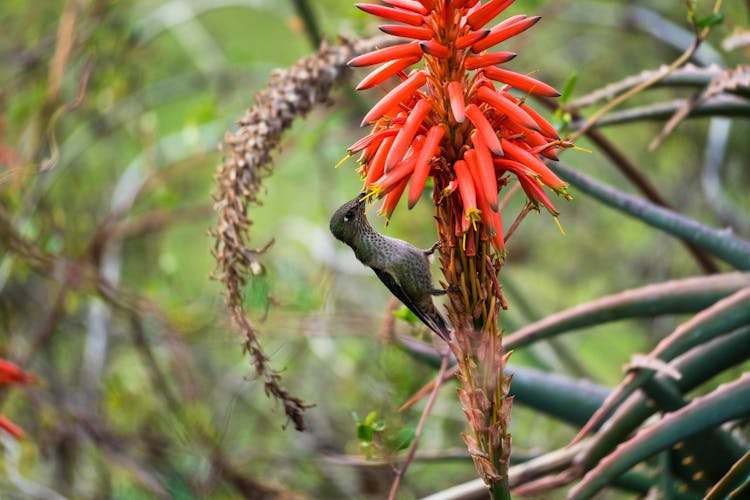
349, 0, 570, 256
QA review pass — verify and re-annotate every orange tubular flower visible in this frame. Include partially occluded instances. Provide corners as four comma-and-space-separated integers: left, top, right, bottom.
349, 0, 570, 258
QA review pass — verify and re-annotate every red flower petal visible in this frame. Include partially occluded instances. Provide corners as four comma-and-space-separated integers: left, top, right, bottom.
0, 360, 35, 385
371, 145, 420, 196
503, 119, 559, 159
356, 3, 424, 26
454, 160, 480, 232
488, 206, 505, 252
378, 24, 433, 40
455, 29, 490, 50
466, 0, 515, 30
361, 70, 427, 126
476, 86, 539, 131
386, 98, 432, 170
408, 125, 445, 208
520, 103, 560, 139
348, 128, 398, 154
382, 0, 428, 14
420, 40, 450, 58
447, 81, 466, 123
501, 138, 567, 191
455, 0, 480, 8
356, 56, 421, 90
483, 66, 560, 97
468, 158, 504, 252
465, 141, 498, 212
517, 172, 560, 215
529, 140, 560, 160
0, 416, 24, 439
464, 51, 516, 70
378, 176, 410, 223
348, 42, 422, 67
454, 160, 477, 213
465, 103, 502, 155
493, 157, 538, 177
471, 16, 540, 53
365, 135, 396, 186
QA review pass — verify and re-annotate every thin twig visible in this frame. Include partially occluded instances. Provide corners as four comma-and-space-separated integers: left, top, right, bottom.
536, 96, 720, 274
503, 203, 532, 243
388, 352, 450, 500
571, 0, 724, 141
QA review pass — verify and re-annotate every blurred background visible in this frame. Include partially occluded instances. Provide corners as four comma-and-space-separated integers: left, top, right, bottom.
1, 0, 749, 498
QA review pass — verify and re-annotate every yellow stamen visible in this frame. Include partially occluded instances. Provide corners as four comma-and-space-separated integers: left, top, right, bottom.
335, 153, 352, 168
553, 216, 566, 235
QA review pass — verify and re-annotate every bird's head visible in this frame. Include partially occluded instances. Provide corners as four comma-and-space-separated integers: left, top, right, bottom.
330, 192, 368, 244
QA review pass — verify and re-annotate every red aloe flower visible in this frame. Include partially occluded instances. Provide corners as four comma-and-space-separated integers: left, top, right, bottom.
348, 0, 570, 255
0, 359, 36, 439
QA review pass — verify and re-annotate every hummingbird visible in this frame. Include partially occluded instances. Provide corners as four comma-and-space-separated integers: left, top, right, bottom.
330, 193, 452, 342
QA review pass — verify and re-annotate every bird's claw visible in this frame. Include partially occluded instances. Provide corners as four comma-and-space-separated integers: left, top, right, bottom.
424, 241, 443, 256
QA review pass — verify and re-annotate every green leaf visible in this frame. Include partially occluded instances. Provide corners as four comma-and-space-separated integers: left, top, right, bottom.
364, 411, 378, 426
393, 305, 419, 324
357, 423, 374, 442
559, 72, 578, 104
697, 12, 723, 29
391, 427, 415, 452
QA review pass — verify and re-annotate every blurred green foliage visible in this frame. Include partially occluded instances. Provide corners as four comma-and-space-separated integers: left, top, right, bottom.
0, 0, 748, 498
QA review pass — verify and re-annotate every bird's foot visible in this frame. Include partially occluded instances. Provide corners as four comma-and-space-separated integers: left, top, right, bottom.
424, 241, 442, 256
430, 284, 460, 296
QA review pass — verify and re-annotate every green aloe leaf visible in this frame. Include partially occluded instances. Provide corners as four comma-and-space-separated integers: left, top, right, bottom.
569, 373, 750, 499
504, 273, 750, 349
576, 287, 750, 444
550, 162, 750, 270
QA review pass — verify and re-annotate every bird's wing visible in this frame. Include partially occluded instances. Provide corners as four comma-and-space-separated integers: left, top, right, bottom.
371, 266, 451, 341
371, 267, 413, 312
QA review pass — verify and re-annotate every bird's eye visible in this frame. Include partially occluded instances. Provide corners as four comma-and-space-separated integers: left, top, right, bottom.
344, 209, 355, 222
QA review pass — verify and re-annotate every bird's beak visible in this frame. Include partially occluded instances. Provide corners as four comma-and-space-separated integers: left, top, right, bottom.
356, 192, 367, 204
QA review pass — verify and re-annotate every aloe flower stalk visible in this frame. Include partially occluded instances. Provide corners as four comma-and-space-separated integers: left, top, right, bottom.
345, 1, 569, 496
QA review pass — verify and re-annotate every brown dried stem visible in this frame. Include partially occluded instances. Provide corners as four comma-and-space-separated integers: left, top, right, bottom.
211, 36, 398, 430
